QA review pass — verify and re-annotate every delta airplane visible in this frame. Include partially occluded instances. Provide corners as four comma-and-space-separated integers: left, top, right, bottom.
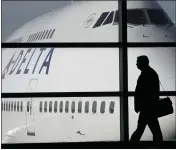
1, 1, 176, 143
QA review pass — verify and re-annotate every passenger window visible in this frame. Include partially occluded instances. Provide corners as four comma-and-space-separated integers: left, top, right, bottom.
17, 101, 19, 112
103, 11, 114, 25
59, 101, 63, 113
93, 12, 109, 28
85, 101, 89, 113
49, 101, 52, 113
65, 101, 69, 113
30, 34, 34, 42
6, 101, 8, 111
43, 30, 49, 39
14, 101, 16, 112
37, 32, 41, 40
54, 101, 57, 113
49, 29, 55, 39
46, 29, 52, 39
27, 35, 32, 42
100, 101, 105, 113
92, 101, 97, 113
2, 101, 3, 111
4, 102, 6, 111
11, 101, 13, 112
21, 101, 23, 112
41, 31, 46, 40
35, 32, 40, 41
34, 32, 39, 41
71, 101, 75, 113
32, 33, 36, 41
78, 101, 82, 113
9, 101, 11, 112
27, 101, 29, 112
109, 101, 115, 114
44, 101, 47, 113
39, 101, 42, 112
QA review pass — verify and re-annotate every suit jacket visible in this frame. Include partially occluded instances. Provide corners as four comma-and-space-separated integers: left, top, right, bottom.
134, 66, 160, 112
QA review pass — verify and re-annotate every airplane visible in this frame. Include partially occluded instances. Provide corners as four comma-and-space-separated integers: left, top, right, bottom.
1, 0, 176, 143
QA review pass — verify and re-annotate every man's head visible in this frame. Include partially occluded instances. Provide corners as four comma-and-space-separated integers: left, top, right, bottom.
136, 55, 149, 71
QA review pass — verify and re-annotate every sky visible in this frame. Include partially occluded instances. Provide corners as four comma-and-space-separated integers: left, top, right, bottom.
2, 0, 176, 41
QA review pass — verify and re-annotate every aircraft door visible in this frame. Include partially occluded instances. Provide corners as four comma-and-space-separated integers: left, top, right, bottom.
26, 78, 38, 136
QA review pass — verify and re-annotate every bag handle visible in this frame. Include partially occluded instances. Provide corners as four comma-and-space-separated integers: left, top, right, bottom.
159, 80, 169, 98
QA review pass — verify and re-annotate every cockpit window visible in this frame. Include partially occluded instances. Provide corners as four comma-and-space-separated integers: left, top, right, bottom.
114, 10, 119, 24
147, 9, 173, 25
93, 12, 109, 28
114, 9, 147, 25
103, 11, 114, 25
127, 9, 147, 25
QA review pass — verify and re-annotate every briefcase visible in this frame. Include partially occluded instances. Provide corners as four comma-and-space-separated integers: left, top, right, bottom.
156, 97, 174, 118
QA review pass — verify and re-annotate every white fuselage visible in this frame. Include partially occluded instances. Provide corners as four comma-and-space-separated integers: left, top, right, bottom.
2, 1, 176, 143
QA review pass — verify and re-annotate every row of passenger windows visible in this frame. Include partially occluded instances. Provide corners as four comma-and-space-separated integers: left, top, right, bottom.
27, 29, 56, 42
93, 9, 173, 28
39, 101, 115, 114
8, 37, 23, 43
1, 101, 23, 112
1, 100, 115, 114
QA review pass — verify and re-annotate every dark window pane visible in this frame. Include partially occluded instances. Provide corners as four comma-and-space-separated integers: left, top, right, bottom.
103, 11, 114, 25
40, 101, 42, 112
85, 101, 89, 113
92, 101, 97, 113
147, 9, 173, 25
4, 102, 6, 111
49, 101, 52, 113
71, 101, 75, 113
49, 29, 55, 39
9, 101, 10, 112
14, 101, 16, 112
31, 34, 35, 42
78, 101, 82, 113
27, 101, 29, 112
60, 101, 63, 113
11, 101, 13, 112
40, 31, 45, 40
127, 9, 147, 25
54, 101, 57, 113
46, 29, 52, 39
93, 12, 109, 28
65, 101, 69, 113
33, 32, 38, 41
38, 31, 43, 40
17, 101, 19, 112
33, 33, 37, 41
100, 101, 106, 113
21, 101, 23, 112
6, 101, 8, 111
35, 32, 40, 41
2, 101, 3, 111
109, 101, 115, 114
44, 101, 47, 113
43, 30, 49, 39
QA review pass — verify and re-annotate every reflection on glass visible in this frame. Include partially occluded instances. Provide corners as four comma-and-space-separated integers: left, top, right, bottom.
128, 96, 176, 141
128, 48, 175, 91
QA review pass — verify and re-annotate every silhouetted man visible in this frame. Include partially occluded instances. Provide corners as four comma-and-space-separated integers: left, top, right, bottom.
130, 55, 163, 141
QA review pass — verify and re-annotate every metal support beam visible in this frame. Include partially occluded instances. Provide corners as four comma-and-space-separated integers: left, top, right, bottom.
118, 0, 129, 141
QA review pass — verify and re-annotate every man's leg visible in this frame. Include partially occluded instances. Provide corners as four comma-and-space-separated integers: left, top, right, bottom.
130, 113, 147, 141
148, 117, 163, 141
